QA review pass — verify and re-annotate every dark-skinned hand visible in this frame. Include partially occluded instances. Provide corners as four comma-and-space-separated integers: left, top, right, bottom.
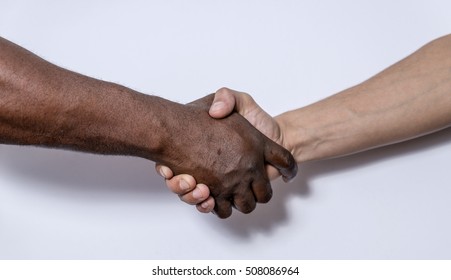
155, 94, 297, 218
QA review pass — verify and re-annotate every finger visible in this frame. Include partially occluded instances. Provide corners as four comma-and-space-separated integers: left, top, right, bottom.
179, 183, 211, 205
164, 174, 197, 195
266, 164, 281, 181
211, 87, 259, 119
155, 164, 174, 179
213, 198, 233, 219
233, 189, 257, 214
251, 177, 273, 203
196, 196, 215, 213
209, 87, 237, 118
264, 139, 298, 182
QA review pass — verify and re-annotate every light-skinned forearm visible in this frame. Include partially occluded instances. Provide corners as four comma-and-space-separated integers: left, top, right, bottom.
277, 34, 451, 163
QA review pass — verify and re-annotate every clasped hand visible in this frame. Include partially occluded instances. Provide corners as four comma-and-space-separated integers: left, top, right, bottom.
156, 92, 297, 218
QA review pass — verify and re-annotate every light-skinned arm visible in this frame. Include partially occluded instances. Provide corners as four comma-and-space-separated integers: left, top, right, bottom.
158, 34, 451, 213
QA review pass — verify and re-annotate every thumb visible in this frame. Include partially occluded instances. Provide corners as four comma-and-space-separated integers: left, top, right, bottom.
209, 87, 237, 118
264, 139, 298, 182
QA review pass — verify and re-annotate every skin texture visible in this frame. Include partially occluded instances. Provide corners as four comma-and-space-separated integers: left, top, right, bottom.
158, 94, 298, 218
0, 36, 298, 219
156, 88, 284, 213
159, 34, 451, 213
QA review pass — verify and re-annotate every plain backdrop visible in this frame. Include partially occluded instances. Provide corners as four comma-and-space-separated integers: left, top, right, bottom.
0, 0, 450, 259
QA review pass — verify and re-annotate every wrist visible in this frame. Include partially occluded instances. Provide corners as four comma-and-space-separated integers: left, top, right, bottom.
62, 82, 172, 161
274, 112, 303, 163
275, 107, 324, 164
109, 88, 174, 161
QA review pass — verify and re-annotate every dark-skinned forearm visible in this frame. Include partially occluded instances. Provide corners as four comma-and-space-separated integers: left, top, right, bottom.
0, 37, 171, 160
0, 37, 299, 218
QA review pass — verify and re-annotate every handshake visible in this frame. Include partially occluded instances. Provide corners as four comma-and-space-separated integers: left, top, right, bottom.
153, 88, 298, 219
0, 36, 296, 220
2, 35, 449, 220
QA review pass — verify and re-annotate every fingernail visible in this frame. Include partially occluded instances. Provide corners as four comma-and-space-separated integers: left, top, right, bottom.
192, 188, 202, 199
209, 101, 224, 113
158, 166, 169, 179
158, 167, 168, 178
201, 201, 209, 209
180, 179, 190, 191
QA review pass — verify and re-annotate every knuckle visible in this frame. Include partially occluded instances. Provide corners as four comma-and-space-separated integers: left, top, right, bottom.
241, 92, 254, 104
216, 87, 231, 95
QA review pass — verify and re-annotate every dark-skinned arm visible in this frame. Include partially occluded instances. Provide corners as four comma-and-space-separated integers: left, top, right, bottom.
0, 37, 297, 218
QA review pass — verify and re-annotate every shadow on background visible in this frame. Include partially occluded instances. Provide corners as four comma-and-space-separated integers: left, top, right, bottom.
0, 145, 166, 199
211, 127, 451, 238
1, 128, 451, 237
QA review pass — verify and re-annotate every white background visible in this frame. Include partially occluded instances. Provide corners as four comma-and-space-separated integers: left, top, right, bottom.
0, 0, 450, 259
